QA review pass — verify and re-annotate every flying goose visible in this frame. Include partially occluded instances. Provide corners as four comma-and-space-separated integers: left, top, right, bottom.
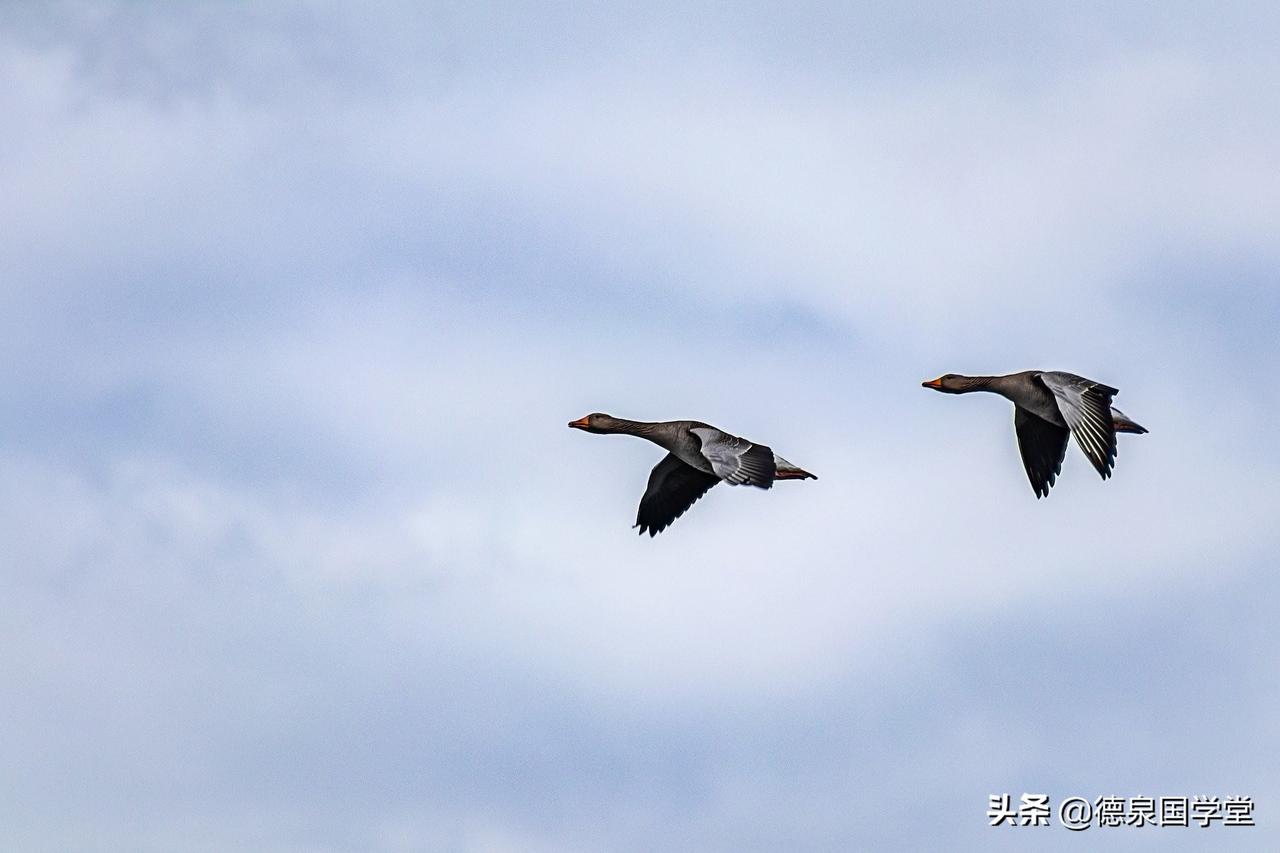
922, 371, 1147, 497
568, 413, 816, 535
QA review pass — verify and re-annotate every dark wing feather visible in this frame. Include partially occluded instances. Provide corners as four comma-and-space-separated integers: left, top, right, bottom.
635, 453, 721, 536
1039, 371, 1119, 479
723, 441, 776, 488
1014, 408, 1070, 498
689, 427, 776, 488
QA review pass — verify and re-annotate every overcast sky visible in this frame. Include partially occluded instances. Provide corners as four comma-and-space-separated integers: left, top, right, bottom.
2, 3, 1278, 851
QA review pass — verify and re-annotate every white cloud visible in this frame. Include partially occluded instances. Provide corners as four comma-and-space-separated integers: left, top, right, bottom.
3, 4, 1279, 850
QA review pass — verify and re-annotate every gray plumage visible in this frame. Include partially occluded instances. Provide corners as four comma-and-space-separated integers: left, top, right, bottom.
923, 370, 1147, 498
568, 413, 816, 535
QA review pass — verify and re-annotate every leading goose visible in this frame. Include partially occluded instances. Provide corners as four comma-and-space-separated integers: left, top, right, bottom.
922, 371, 1147, 498
568, 413, 816, 535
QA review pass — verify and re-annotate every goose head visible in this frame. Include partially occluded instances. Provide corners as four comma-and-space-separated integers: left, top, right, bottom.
568, 412, 615, 433
922, 374, 982, 393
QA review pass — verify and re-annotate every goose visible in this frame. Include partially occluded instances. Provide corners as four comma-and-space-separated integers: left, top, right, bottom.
922, 371, 1147, 497
568, 413, 816, 535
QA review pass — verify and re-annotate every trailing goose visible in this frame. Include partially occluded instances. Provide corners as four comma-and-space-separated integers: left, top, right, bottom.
922, 371, 1147, 498
568, 413, 816, 535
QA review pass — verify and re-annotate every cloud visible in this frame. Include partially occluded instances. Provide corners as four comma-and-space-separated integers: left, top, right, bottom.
2, 3, 1279, 850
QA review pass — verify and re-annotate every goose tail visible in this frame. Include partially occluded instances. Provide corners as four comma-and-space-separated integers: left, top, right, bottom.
773, 454, 818, 481
1111, 406, 1149, 435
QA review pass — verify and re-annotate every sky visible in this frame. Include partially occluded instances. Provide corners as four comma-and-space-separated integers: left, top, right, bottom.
2, 2, 1278, 851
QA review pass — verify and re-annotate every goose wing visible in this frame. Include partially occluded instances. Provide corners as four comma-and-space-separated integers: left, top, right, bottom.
1014, 407, 1070, 498
635, 453, 720, 536
1038, 371, 1119, 479
688, 427, 776, 488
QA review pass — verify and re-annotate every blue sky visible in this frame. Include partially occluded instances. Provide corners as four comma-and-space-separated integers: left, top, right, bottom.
2, 3, 1278, 851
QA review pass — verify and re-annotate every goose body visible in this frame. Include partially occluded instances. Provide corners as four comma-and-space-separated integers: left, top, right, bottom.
922, 371, 1147, 498
568, 413, 816, 535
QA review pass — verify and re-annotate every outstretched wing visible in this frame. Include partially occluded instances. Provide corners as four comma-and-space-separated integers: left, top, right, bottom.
635, 453, 721, 536
688, 427, 776, 488
1014, 407, 1070, 498
1038, 371, 1119, 479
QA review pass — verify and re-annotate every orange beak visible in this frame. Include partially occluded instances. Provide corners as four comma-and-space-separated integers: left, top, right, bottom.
922, 377, 944, 389
568, 416, 591, 429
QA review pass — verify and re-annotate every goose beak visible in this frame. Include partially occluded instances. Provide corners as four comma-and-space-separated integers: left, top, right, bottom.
922, 377, 944, 389
568, 416, 591, 430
